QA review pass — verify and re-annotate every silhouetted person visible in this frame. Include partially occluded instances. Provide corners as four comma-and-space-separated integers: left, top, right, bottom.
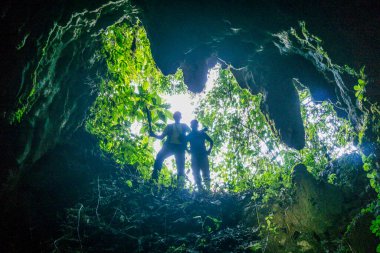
186, 119, 213, 191
149, 111, 191, 187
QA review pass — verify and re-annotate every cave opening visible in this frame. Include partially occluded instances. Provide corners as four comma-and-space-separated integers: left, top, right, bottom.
84, 22, 357, 193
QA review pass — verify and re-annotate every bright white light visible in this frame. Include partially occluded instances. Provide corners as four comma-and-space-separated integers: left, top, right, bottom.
154, 65, 220, 150
151, 93, 197, 159
161, 93, 195, 126
160, 64, 221, 127
302, 93, 358, 159
332, 143, 358, 158
130, 121, 142, 135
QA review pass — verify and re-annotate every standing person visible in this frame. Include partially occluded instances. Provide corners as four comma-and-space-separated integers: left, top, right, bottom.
149, 111, 191, 187
186, 119, 213, 191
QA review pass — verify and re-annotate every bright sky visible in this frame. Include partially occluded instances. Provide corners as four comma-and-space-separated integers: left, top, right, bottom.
161, 93, 195, 126
161, 65, 220, 127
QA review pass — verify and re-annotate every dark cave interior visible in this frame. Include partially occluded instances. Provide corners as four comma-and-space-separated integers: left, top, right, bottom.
0, 0, 379, 252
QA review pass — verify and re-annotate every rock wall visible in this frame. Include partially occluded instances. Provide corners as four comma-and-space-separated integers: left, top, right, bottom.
0, 129, 115, 252
245, 162, 379, 252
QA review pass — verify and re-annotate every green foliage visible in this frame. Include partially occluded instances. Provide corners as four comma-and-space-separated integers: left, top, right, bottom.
327, 173, 337, 184
125, 180, 133, 188
195, 68, 354, 195
195, 69, 295, 193
9, 105, 27, 124
371, 216, 380, 237
361, 152, 380, 246
354, 67, 367, 104
248, 242, 262, 251
205, 215, 222, 233
370, 214, 380, 253
362, 155, 379, 192
353, 73, 380, 245
193, 215, 222, 234
298, 87, 355, 177
86, 22, 186, 180
263, 214, 278, 235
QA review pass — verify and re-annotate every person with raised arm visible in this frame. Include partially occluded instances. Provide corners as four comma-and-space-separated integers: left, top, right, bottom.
149, 111, 191, 188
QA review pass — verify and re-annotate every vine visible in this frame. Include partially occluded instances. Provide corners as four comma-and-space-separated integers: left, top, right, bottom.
353, 73, 380, 251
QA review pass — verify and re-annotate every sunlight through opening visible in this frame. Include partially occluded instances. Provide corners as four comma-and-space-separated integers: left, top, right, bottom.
152, 65, 221, 187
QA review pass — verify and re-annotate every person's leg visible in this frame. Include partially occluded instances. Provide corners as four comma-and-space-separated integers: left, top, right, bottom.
200, 155, 211, 190
191, 155, 203, 191
175, 148, 186, 188
152, 146, 172, 180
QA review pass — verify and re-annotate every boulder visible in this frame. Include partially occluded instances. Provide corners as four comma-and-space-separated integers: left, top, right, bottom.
258, 162, 378, 252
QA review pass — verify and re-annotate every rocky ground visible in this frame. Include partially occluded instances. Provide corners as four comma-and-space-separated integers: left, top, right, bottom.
54, 176, 262, 253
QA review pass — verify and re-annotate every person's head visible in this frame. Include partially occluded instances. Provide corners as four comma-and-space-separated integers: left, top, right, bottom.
173, 111, 182, 123
190, 119, 199, 130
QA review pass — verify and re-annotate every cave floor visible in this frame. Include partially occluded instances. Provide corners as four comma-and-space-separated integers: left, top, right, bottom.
57, 176, 261, 252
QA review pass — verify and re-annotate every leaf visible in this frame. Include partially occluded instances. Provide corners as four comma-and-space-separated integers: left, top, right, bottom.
106, 142, 113, 151
157, 110, 166, 122
358, 79, 366, 86
249, 242, 262, 251
363, 163, 371, 172
126, 180, 133, 188
142, 81, 149, 91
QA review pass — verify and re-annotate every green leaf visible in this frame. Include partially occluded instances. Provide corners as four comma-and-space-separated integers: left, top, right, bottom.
157, 110, 166, 122
363, 163, 371, 172
126, 180, 133, 188
136, 109, 145, 120
142, 81, 149, 91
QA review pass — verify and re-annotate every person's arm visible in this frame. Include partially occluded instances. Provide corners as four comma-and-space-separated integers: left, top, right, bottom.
185, 134, 191, 153
205, 133, 214, 155
150, 126, 168, 140
184, 124, 191, 134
